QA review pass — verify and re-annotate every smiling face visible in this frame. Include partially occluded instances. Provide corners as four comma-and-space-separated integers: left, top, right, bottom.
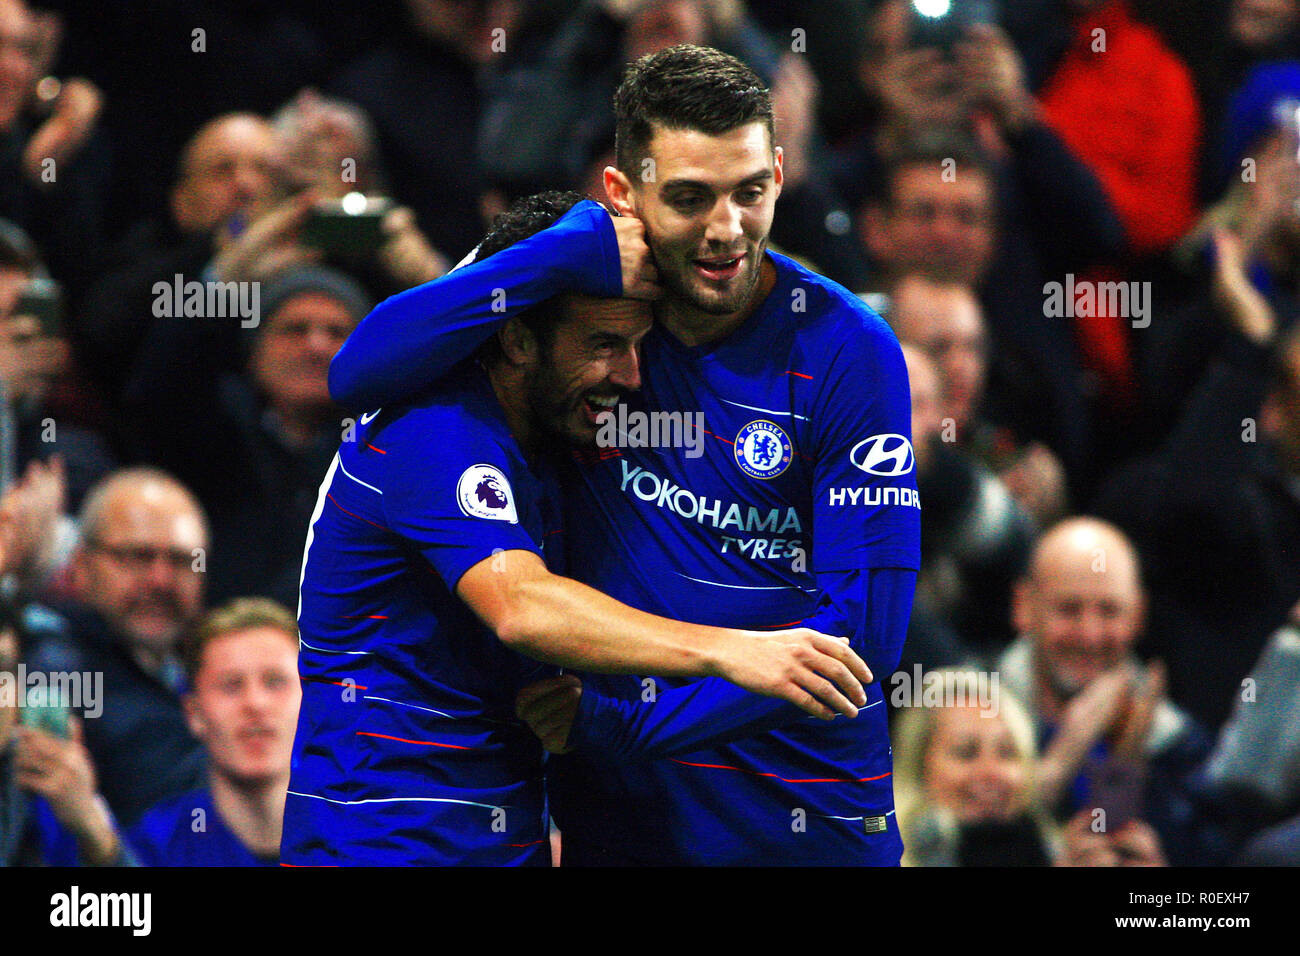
924, 704, 1029, 824
618, 122, 782, 318
1014, 520, 1146, 699
524, 294, 653, 447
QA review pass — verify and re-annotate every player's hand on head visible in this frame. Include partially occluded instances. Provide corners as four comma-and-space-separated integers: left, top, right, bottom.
720, 629, 871, 721
516, 674, 583, 754
610, 213, 662, 302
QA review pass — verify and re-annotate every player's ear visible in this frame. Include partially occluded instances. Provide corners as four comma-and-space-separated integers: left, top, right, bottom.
773, 145, 784, 196
499, 318, 538, 366
604, 165, 636, 217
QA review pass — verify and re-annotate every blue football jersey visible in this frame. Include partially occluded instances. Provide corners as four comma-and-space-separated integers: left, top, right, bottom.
327, 202, 919, 865
549, 252, 918, 865
282, 362, 563, 866
129, 788, 276, 866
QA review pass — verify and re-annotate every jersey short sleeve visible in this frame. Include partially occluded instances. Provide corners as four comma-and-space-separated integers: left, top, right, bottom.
377, 406, 544, 591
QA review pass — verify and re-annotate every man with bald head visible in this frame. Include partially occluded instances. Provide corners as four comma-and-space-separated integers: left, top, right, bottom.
169, 113, 277, 237
26, 468, 210, 826
997, 517, 1218, 865
77, 112, 281, 403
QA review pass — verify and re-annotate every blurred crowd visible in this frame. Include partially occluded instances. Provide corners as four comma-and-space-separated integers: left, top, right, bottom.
1, 0, 1300, 866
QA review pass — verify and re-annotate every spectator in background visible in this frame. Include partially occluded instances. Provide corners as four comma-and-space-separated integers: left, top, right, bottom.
271, 88, 388, 201
1038, 0, 1201, 260
853, 129, 1118, 501
1029, 1, 1201, 452
1098, 229, 1300, 734
1052, 805, 1167, 866
890, 274, 988, 438
121, 266, 366, 608
128, 598, 299, 866
330, 0, 522, 259
1198, 598, 1300, 859
73, 112, 281, 407
0, 599, 130, 866
268, 88, 451, 292
888, 272, 1068, 526
1147, 63, 1300, 448
841, 2, 1129, 498
895, 343, 969, 673
1198, 0, 1300, 199
892, 670, 1056, 866
0, 0, 108, 298
0, 218, 115, 513
23, 469, 209, 828
997, 517, 1221, 865
900, 338, 1034, 661
78, 100, 441, 424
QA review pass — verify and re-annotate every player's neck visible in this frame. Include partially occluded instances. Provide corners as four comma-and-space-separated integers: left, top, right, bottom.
486, 362, 542, 460
658, 255, 777, 349
209, 768, 288, 858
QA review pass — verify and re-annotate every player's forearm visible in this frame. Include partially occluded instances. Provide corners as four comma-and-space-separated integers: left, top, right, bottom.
564, 567, 920, 764
571, 677, 808, 760
802, 568, 915, 681
566, 569, 916, 761
496, 573, 739, 678
328, 200, 621, 411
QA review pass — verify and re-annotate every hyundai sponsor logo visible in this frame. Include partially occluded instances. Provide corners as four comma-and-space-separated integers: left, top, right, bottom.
850, 434, 915, 476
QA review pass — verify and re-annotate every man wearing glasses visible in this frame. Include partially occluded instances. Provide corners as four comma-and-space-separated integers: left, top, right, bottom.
25, 467, 210, 826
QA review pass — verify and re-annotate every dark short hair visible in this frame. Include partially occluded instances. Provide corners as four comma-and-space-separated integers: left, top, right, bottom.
614, 44, 773, 175
475, 190, 590, 363
873, 127, 996, 209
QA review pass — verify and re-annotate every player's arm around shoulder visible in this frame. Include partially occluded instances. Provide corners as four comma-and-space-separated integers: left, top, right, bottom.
328, 200, 646, 410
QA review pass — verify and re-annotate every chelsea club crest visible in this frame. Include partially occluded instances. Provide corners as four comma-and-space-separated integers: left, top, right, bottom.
734, 420, 793, 479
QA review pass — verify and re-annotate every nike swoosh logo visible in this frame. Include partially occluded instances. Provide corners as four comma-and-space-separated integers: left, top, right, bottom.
359, 409, 382, 424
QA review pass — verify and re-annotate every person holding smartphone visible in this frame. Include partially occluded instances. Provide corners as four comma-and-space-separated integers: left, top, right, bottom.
0, 600, 130, 866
